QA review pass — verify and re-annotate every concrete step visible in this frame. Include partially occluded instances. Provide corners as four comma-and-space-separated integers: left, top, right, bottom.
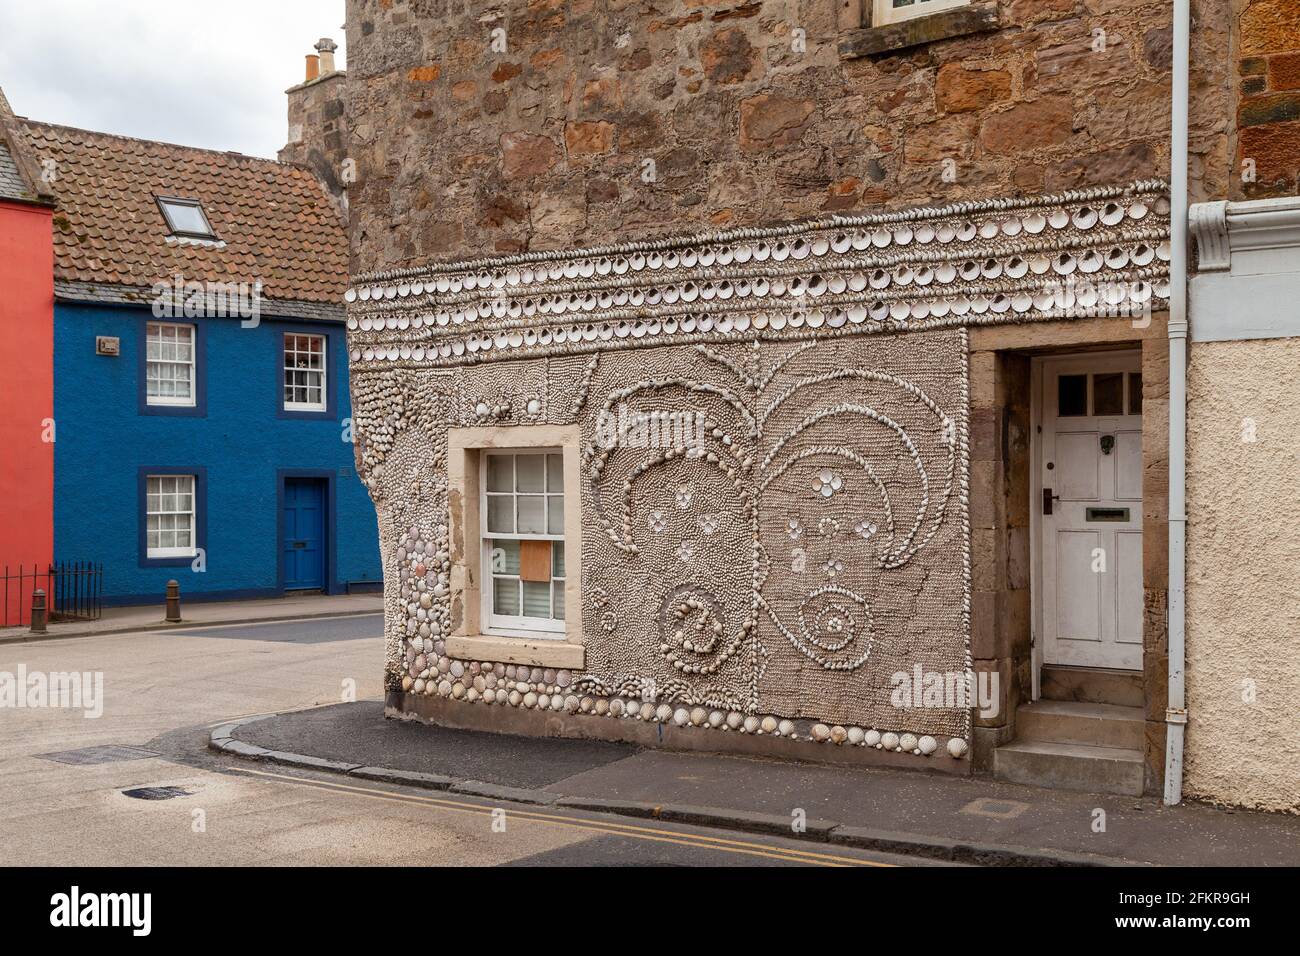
1041, 664, 1144, 707
1017, 700, 1145, 750
994, 739, 1145, 797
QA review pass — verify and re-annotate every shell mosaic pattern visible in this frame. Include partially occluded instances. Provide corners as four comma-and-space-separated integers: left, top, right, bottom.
574, 332, 970, 738
343, 181, 1171, 368
350, 332, 971, 757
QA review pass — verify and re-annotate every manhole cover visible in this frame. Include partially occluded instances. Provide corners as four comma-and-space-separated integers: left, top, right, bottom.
36, 745, 159, 766
122, 786, 191, 801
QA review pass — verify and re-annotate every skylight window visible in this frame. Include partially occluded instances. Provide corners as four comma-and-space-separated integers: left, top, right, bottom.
157, 197, 216, 239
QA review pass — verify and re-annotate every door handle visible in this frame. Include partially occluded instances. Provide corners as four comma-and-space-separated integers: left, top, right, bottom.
1043, 488, 1060, 515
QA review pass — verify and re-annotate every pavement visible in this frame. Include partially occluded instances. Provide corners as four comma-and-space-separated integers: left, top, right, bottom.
215, 698, 1300, 868
0, 591, 383, 644
0, 614, 928, 867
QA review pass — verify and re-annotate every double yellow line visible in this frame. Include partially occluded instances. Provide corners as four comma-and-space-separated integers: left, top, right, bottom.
231, 766, 893, 867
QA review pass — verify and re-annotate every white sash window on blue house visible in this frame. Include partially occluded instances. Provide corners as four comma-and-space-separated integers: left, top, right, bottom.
482, 451, 566, 636
873, 0, 969, 26
145, 322, 196, 406
283, 333, 327, 411
146, 475, 197, 558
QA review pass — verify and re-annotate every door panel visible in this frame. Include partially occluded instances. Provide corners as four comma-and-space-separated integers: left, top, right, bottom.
1055, 530, 1102, 643
283, 478, 325, 591
1115, 530, 1144, 646
1040, 353, 1143, 671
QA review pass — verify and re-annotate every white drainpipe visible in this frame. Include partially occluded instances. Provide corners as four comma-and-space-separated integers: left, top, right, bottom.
1163, 0, 1191, 806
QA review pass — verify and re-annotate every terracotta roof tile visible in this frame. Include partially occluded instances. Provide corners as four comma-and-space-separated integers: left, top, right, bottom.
17, 121, 346, 304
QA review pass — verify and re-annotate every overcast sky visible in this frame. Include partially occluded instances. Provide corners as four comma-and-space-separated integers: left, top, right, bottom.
0, 0, 346, 158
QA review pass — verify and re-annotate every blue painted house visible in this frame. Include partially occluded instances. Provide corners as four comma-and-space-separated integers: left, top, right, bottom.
14, 112, 379, 606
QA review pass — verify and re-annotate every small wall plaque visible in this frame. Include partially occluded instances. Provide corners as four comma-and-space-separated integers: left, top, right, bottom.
96, 336, 121, 356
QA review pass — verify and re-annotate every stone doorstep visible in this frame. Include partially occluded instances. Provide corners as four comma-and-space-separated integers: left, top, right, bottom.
206, 719, 1130, 867
994, 740, 1146, 798
1015, 700, 1146, 751
1040, 664, 1145, 708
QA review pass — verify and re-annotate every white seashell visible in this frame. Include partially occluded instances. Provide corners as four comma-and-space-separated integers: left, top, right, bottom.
947, 738, 969, 758
811, 723, 831, 742
919, 736, 938, 756
882, 732, 900, 751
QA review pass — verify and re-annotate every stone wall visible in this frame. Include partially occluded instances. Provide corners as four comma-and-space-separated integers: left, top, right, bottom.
281, 70, 351, 210
343, 0, 1180, 273
1233, 0, 1300, 199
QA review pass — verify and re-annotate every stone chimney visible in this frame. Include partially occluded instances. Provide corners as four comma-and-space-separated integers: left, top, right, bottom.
280, 38, 349, 216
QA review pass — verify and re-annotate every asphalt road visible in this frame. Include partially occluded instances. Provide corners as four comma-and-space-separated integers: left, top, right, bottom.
0, 614, 950, 867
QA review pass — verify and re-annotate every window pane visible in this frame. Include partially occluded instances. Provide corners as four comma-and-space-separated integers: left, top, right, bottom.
1058, 374, 1087, 417
547, 494, 564, 535
162, 200, 212, 236
1093, 373, 1124, 416
546, 454, 563, 492
493, 578, 521, 615
486, 455, 512, 493
552, 541, 565, 579
552, 581, 565, 621
489, 539, 520, 575
486, 495, 514, 533
1129, 372, 1143, 414
517, 495, 545, 534
522, 580, 551, 618
516, 454, 545, 492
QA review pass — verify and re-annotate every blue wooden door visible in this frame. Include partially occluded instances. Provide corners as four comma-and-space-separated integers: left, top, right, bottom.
283, 478, 325, 590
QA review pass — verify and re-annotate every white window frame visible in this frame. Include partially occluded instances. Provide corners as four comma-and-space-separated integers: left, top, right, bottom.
146, 474, 197, 559
873, 0, 969, 27
283, 332, 328, 412
480, 448, 567, 638
145, 322, 197, 407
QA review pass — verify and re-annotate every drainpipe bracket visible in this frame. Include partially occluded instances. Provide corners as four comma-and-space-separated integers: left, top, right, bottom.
1165, 708, 1188, 725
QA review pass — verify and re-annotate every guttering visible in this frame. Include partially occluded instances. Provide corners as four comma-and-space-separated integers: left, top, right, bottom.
1163, 0, 1191, 806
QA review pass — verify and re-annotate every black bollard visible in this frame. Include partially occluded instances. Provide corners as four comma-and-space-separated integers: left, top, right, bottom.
165, 580, 182, 623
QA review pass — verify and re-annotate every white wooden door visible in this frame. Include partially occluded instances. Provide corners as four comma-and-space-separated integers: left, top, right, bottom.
1039, 352, 1144, 670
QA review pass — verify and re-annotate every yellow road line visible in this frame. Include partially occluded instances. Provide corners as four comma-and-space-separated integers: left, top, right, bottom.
231, 765, 892, 867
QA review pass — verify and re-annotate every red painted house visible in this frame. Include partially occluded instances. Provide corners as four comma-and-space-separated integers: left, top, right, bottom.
0, 88, 56, 625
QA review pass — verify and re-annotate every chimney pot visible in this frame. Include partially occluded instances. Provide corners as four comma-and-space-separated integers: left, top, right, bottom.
305, 53, 320, 82
316, 37, 338, 75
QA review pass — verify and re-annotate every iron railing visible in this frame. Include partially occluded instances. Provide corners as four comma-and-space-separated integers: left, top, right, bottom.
1, 561, 102, 628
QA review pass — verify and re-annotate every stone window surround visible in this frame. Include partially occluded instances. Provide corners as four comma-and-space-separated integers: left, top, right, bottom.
446, 424, 584, 670
839, 0, 1000, 59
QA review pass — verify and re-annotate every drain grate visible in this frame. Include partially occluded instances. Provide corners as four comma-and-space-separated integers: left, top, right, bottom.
36, 745, 159, 766
121, 786, 191, 801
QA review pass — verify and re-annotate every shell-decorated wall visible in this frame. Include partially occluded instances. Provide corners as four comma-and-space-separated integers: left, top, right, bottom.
344, 181, 1172, 761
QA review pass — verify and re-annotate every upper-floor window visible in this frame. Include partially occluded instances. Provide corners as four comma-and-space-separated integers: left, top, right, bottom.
482, 450, 566, 636
283, 333, 327, 412
145, 322, 196, 407
156, 197, 216, 240
873, 0, 969, 26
